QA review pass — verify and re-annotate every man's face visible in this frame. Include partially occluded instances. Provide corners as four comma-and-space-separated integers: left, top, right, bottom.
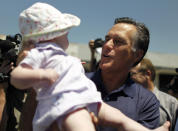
99, 23, 138, 72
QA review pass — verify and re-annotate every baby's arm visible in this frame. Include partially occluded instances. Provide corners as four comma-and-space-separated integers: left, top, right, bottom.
10, 65, 59, 90
97, 102, 170, 131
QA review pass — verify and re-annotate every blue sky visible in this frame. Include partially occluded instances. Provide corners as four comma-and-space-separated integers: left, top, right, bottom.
0, 0, 178, 55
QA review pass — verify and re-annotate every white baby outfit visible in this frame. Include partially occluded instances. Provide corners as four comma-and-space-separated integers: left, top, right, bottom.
20, 43, 102, 131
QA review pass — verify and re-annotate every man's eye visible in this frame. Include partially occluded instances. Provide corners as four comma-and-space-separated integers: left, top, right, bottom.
131, 72, 137, 76
105, 37, 110, 42
113, 39, 126, 46
113, 40, 121, 45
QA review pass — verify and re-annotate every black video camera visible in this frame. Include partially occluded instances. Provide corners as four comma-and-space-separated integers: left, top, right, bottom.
0, 34, 22, 65
0, 34, 22, 82
93, 38, 104, 49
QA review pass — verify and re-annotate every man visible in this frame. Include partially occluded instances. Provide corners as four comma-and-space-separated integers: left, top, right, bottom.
0, 60, 22, 131
0, 37, 25, 130
130, 58, 178, 131
87, 17, 160, 130
88, 38, 104, 72
0, 60, 12, 130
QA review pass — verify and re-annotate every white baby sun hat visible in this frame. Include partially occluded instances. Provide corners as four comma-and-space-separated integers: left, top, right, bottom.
19, 2, 80, 42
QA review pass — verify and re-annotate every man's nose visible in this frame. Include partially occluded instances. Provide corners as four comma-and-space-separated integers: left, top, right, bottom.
103, 39, 114, 51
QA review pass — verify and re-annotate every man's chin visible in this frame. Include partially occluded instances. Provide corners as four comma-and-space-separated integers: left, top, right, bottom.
99, 62, 111, 70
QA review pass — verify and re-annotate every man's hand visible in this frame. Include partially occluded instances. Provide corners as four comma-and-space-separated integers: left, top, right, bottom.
89, 40, 95, 53
90, 112, 99, 127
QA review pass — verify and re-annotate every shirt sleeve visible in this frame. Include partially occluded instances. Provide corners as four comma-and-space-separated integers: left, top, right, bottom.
19, 48, 44, 69
138, 89, 160, 129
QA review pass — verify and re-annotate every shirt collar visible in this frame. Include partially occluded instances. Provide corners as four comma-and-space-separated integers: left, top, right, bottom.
96, 69, 136, 98
122, 77, 136, 98
35, 42, 64, 52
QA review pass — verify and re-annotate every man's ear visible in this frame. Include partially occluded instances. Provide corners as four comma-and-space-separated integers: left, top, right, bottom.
134, 49, 144, 64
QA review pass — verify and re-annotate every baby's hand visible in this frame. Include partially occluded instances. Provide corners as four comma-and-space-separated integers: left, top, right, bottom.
41, 69, 59, 85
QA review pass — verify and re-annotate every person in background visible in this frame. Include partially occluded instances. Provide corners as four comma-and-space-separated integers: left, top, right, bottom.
0, 60, 25, 131
130, 58, 178, 131
0, 60, 14, 130
88, 38, 104, 72
0, 34, 25, 131
166, 76, 178, 98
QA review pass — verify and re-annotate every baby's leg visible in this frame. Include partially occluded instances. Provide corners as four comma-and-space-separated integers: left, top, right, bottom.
61, 108, 95, 131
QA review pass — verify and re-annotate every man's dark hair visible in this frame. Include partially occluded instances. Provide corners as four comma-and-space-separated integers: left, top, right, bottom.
114, 17, 150, 66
